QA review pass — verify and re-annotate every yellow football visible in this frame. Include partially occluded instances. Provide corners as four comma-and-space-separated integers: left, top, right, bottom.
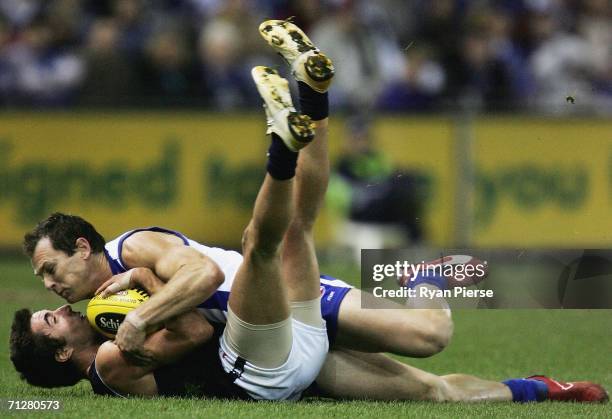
87, 288, 149, 339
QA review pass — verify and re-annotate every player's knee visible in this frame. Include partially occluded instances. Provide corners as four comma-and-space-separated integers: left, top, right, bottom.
284, 221, 314, 246
241, 225, 279, 260
288, 217, 315, 235
430, 312, 453, 353
431, 313, 453, 354
413, 312, 454, 357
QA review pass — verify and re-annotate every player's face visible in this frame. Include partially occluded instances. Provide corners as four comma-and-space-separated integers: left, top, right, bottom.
32, 237, 93, 303
30, 305, 95, 347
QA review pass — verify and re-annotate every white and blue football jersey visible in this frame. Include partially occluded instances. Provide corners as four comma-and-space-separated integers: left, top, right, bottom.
103, 227, 352, 343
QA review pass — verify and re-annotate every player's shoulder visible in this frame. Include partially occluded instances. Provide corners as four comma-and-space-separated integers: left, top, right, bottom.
120, 228, 186, 264
117, 227, 219, 269
96, 341, 151, 381
95, 341, 126, 376
94, 342, 155, 396
124, 228, 186, 250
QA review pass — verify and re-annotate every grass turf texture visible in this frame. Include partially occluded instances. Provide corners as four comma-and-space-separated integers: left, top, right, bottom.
0, 258, 610, 418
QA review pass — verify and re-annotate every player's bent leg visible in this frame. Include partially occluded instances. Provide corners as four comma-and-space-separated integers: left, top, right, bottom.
223, 217, 328, 397
219, 65, 328, 400
223, 179, 295, 368
224, 66, 313, 365
315, 350, 512, 401
227, 66, 316, 324
334, 289, 453, 357
279, 114, 329, 304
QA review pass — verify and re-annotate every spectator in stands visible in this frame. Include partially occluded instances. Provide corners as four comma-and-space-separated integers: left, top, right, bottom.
0, 0, 43, 28
310, 0, 405, 111
527, 4, 600, 114
413, 0, 462, 65
483, 7, 532, 108
111, 0, 151, 55
196, 1, 263, 110
330, 115, 427, 245
575, 0, 612, 113
3, 17, 84, 106
79, 19, 137, 106
269, 0, 324, 33
136, 26, 200, 106
377, 43, 446, 112
199, 20, 260, 109
0, 15, 11, 103
443, 20, 516, 112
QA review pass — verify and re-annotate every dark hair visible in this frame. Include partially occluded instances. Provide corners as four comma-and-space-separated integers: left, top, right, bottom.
10, 309, 83, 388
23, 213, 106, 257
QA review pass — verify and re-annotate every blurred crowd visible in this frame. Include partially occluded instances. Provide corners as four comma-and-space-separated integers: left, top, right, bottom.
0, 0, 610, 113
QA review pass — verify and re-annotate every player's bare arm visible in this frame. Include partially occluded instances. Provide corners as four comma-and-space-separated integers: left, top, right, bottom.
95, 271, 214, 396
95, 310, 213, 397
100, 231, 224, 358
122, 231, 225, 322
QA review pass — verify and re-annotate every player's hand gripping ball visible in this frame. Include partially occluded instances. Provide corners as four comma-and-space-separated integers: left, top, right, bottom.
87, 289, 149, 339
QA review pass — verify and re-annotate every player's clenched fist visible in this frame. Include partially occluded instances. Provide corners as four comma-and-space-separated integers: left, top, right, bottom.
114, 317, 152, 366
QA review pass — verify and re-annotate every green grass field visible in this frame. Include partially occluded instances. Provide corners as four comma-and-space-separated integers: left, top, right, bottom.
0, 258, 610, 418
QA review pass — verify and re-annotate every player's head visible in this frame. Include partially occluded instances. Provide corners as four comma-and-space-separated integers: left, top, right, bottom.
23, 213, 106, 302
10, 305, 98, 388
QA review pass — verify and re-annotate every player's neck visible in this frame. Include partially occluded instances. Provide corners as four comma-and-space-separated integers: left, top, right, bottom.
76, 343, 101, 378
89, 252, 113, 290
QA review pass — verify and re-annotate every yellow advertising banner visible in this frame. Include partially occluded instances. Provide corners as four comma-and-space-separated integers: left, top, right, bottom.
472, 118, 612, 247
1, 114, 611, 250
0, 114, 455, 249
0, 113, 272, 248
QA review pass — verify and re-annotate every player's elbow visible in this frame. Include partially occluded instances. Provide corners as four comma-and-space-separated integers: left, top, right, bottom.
195, 263, 224, 293
207, 264, 225, 288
